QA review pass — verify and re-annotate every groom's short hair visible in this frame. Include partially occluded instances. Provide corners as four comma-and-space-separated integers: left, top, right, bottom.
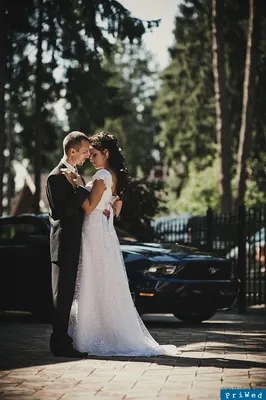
63, 131, 89, 154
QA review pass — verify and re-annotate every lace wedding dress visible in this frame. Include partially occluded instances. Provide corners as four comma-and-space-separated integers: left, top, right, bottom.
68, 168, 178, 356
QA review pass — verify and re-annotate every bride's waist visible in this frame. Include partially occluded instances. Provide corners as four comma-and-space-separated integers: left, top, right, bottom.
83, 209, 113, 225
84, 209, 105, 219
91, 207, 107, 213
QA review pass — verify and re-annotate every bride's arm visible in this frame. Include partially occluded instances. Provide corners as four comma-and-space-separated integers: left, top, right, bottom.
113, 198, 123, 218
81, 180, 106, 215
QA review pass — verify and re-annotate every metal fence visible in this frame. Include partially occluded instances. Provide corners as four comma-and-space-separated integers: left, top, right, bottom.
153, 205, 266, 310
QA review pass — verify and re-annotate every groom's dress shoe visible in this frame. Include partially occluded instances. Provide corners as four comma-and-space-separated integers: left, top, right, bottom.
50, 335, 88, 358
52, 347, 88, 358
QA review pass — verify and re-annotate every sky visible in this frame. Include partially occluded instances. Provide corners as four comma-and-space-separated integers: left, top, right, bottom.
117, 0, 180, 70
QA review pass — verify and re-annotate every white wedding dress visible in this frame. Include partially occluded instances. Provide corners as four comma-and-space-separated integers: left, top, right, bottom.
68, 168, 178, 356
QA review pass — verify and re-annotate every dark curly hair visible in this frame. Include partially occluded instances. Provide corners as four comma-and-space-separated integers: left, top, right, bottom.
89, 131, 130, 199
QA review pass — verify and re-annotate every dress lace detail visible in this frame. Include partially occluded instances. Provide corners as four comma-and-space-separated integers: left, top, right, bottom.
68, 168, 178, 356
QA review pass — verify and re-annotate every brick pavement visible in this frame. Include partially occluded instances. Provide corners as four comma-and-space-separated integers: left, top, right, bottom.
0, 310, 265, 400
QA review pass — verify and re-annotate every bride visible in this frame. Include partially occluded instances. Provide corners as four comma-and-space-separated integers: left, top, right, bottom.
66, 131, 178, 357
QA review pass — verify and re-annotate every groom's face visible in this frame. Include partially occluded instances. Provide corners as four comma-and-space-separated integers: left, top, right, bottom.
71, 140, 90, 166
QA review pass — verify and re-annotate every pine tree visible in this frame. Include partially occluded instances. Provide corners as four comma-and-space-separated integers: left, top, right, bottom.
1, 0, 160, 214
234, 0, 261, 206
103, 42, 159, 177
0, 0, 6, 214
155, 1, 216, 197
155, 0, 266, 213
211, 0, 232, 213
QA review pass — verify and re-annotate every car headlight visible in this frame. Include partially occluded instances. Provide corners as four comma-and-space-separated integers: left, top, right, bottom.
145, 264, 177, 277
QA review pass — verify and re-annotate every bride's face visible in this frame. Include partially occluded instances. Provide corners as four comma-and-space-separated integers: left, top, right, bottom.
89, 146, 108, 169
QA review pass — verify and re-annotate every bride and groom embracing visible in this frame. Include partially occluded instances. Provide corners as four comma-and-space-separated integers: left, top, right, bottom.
46, 130, 177, 358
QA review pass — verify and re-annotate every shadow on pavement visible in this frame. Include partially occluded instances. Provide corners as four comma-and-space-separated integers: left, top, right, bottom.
0, 311, 265, 372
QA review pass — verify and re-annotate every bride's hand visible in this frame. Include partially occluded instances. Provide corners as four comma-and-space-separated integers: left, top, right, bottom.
60, 169, 77, 189
73, 174, 84, 187
112, 198, 122, 218
111, 204, 118, 217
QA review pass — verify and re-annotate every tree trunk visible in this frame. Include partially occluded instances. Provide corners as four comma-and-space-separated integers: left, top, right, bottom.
33, 0, 43, 214
211, 0, 232, 213
6, 102, 14, 215
5, 25, 14, 215
0, 0, 6, 215
234, 0, 258, 206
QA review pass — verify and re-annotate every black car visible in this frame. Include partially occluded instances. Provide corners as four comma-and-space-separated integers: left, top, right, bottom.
0, 214, 240, 323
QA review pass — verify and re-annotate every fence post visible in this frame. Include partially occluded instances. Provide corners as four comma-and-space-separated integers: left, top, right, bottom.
206, 207, 213, 251
237, 204, 247, 314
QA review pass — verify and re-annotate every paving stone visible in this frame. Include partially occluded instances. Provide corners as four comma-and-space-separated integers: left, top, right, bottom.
0, 388, 37, 397
0, 311, 265, 399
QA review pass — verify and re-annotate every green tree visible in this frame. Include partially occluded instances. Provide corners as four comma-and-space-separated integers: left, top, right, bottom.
211, 0, 232, 212
102, 41, 159, 177
234, 0, 261, 206
154, 0, 216, 198
1, 0, 38, 214
171, 160, 220, 215
155, 0, 266, 215
33, 0, 44, 213
1, 0, 160, 215
0, 0, 6, 214
116, 178, 166, 241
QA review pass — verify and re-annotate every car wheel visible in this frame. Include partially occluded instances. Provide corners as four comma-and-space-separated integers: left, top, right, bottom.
173, 310, 216, 324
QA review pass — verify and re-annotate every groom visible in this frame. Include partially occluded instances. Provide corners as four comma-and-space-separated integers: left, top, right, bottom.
46, 131, 91, 358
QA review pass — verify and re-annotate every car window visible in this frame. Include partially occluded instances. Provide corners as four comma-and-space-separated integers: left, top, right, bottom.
0, 222, 47, 242
39, 214, 137, 243
0, 224, 16, 240
115, 227, 137, 243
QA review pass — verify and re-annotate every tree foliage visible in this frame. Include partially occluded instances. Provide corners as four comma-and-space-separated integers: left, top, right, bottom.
102, 41, 159, 177
154, 1, 216, 198
2, 0, 266, 220
116, 178, 167, 241
155, 0, 266, 215
1, 0, 160, 214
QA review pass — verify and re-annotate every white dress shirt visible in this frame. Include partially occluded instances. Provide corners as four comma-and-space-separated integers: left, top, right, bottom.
60, 157, 78, 173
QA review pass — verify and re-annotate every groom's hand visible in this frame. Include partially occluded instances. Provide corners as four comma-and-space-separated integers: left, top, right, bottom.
103, 209, 110, 219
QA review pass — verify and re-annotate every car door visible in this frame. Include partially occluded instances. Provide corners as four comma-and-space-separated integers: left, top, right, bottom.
15, 217, 51, 314
0, 221, 20, 311
0, 217, 51, 313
